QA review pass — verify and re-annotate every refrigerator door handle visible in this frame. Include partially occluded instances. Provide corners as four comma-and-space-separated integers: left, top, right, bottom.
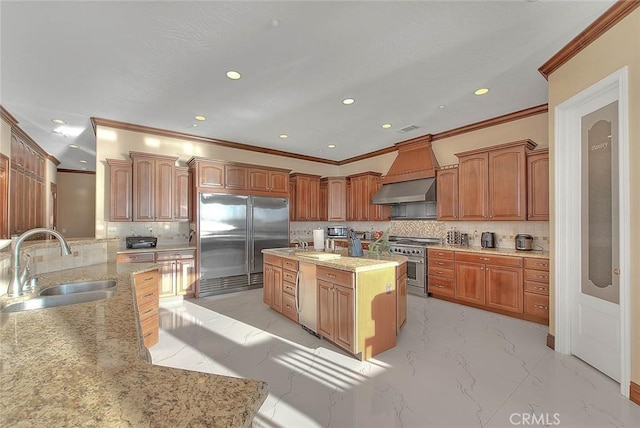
295, 269, 301, 313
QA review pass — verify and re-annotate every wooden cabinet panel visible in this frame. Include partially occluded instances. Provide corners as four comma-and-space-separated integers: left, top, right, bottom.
334, 285, 354, 351
132, 156, 154, 221
198, 161, 225, 188
263, 263, 274, 307
269, 170, 289, 194
263, 258, 283, 313
225, 165, 248, 189
524, 269, 549, 283
485, 264, 523, 314
177, 259, 195, 296
489, 145, 527, 220
116, 252, 155, 263
429, 276, 455, 297
272, 266, 283, 313
282, 292, 298, 322
436, 167, 458, 220
525, 281, 549, 296
174, 167, 190, 220
458, 153, 488, 220
346, 172, 386, 221
455, 252, 522, 268
248, 168, 289, 195
108, 159, 133, 222
317, 266, 353, 288
249, 168, 269, 192
524, 258, 549, 271
524, 293, 549, 322
158, 261, 176, 298
317, 279, 334, 340
155, 158, 175, 221
396, 269, 407, 332
527, 149, 549, 221
429, 249, 454, 260
133, 269, 160, 349
455, 261, 485, 305
131, 153, 178, 221
290, 173, 321, 220
319, 179, 328, 221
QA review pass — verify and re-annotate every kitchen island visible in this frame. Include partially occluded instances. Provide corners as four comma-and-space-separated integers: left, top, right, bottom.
0, 262, 267, 427
262, 248, 407, 361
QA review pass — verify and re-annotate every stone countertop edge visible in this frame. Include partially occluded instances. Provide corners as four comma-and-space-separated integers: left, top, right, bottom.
262, 248, 407, 273
116, 243, 195, 254
0, 261, 268, 427
427, 244, 550, 259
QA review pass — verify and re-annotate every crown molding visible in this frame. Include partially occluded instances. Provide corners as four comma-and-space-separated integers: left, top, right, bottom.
91, 117, 338, 166
539, 0, 640, 79
57, 168, 95, 175
0, 106, 19, 126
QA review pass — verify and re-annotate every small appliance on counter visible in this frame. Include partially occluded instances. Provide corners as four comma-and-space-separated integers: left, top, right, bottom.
347, 229, 364, 257
125, 236, 158, 249
326, 225, 348, 238
313, 228, 325, 251
515, 234, 534, 251
460, 233, 470, 247
480, 232, 496, 248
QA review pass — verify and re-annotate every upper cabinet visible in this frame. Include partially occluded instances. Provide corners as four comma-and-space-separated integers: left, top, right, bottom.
187, 157, 290, 198
320, 177, 347, 222
174, 167, 190, 221
347, 172, 389, 221
527, 149, 549, 221
131, 152, 178, 222
290, 173, 321, 221
107, 159, 133, 222
436, 166, 458, 221
457, 140, 536, 221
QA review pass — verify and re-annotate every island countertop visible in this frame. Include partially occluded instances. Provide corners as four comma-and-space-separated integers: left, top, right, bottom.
262, 248, 407, 272
0, 262, 267, 427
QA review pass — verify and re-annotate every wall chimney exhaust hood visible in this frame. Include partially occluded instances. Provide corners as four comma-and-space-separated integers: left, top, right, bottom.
372, 178, 436, 205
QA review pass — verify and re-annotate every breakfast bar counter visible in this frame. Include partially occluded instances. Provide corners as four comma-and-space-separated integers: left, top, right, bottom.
0, 262, 267, 427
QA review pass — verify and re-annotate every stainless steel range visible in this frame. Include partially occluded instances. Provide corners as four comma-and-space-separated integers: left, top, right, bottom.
389, 236, 442, 296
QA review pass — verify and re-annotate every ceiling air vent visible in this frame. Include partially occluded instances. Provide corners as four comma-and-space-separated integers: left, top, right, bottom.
395, 125, 420, 134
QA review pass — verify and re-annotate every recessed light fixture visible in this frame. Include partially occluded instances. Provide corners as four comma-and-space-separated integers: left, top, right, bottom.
226, 70, 242, 80
79, 160, 88, 164
192, 124, 198, 127
68, 144, 79, 149
381, 123, 392, 129
52, 119, 66, 124
194, 115, 206, 121
474, 88, 490, 96
328, 144, 336, 149
439, 105, 446, 109
342, 98, 355, 105
279, 134, 288, 139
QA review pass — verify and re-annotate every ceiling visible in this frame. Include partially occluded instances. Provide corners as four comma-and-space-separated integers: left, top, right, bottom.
0, 0, 615, 171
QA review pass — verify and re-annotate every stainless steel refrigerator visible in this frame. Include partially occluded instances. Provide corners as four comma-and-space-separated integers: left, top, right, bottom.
197, 194, 289, 296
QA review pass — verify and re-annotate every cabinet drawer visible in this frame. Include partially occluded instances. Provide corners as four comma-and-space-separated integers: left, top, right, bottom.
282, 270, 297, 284
283, 281, 296, 296
317, 266, 353, 288
428, 249, 454, 260
428, 258, 454, 269
455, 252, 522, 267
525, 293, 549, 321
282, 293, 298, 323
282, 259, 299, 271
396, 261, 407, 278
524, 258, 549, 271
156, 249, 195, 261
134, 270, 159, 289
117, 252, 155, 263
429, 276, 454, 297
524, 269, 549, 283
141, 314, 159, 348
428, 266, 454, 279
264, 254, 282, 267
138, 299, 159, 320
524, 280, 549, 296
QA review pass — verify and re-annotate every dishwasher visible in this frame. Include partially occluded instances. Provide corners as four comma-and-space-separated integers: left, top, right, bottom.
297, 262, 318, 335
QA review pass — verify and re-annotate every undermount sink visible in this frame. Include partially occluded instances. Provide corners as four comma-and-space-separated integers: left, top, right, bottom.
1, 280, 117, 314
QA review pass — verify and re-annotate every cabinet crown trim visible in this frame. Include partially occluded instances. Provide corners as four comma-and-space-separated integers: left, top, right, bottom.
455, 139, 537, 158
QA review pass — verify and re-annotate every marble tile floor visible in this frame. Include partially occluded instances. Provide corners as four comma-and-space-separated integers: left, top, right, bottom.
151, 290, 640, 428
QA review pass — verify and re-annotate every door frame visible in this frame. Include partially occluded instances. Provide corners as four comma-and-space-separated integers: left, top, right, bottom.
554, 66, 630, 396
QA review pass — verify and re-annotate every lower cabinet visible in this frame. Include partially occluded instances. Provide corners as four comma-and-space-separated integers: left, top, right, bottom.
454, 261, 486, 305
263, 253, 283, 312
156, 250, 196, 298
133, 269, 160, 349
396, 262, 407, 333
317, 278, 354, 352
523, 257, 550, 323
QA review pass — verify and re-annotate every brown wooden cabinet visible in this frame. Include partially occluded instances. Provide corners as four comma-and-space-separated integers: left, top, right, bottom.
156, 249, 196, 297
263, 254, 283, 313
133, 269, 160, 349
174, 167, 190, 221
320, 177, 347, 221
248, 167, 289, 194
346, 172, 389, 221
527, 149, 549, 221
523, 257, 550, 322
428, 249, 455, 297
457, 140, 536, 221
436, 167, 458, 220
107, 159, 132, 222
190, 159, 225, 189
131, 152, 178, 222
225, 164, 248, 190
290, 173, 321, 221
319, 179, 328, 221
317, 266, 354, 352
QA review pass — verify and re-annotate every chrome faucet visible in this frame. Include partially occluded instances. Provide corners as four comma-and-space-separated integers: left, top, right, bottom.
295, 236, 308, 250
8, 228, 72, 297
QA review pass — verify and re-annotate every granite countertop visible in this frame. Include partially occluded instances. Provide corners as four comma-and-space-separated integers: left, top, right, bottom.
117, 243, 195, 254
263, 248, 406, 273
0, 262, 267, 427
0, 238, 118, 263
426, 244, 550, 259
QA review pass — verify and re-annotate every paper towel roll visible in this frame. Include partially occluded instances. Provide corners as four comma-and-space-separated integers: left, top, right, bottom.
313, 229, 325, 250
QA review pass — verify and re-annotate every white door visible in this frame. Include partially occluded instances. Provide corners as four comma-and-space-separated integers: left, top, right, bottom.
571, 100, 620, 382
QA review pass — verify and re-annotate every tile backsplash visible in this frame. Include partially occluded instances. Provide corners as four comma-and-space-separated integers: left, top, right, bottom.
106, 222, 190, 248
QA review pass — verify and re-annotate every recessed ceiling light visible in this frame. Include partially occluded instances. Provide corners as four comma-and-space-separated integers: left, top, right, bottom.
79, 160, 88, 164
68, 144, 79, 149
342, 98, 355, 105
439, 105, 446, 109
194, 115, 206, 121
381, 123, 392, 129
328, 144, 336, 148
52, 119, 66, 124
226, 70, 242, 80
474, 88, 490, 96
192, 124, 198, 127
279, 134, 288, 139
